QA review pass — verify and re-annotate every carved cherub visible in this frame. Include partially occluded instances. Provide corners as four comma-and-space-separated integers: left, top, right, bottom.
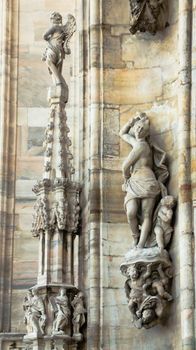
124, 264, 152, 320
135, 295, 164, 329
144, 264, 172, 301
154, 195, 175, 252
42, 12, 76, 86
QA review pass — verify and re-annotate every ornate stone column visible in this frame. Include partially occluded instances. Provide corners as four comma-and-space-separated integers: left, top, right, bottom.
23, 12, 86, 350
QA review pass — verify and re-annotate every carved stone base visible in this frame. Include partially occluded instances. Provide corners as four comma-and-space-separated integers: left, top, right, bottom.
120, 247, 173, 329
72, 333, 83, 342
23, 284, 86, 346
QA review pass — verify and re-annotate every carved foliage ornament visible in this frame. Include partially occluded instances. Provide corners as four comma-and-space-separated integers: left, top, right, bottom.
119, 112, 176, 329
129, 0, 169, 35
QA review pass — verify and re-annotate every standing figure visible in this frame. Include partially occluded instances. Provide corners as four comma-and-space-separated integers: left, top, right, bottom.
71, 292, 86, 337
23, 287, 46, 336
129, 0, 169, 35
119, 113, 168, 248
42, 12, 76, 86
51, 288, 71, 335
23, 290, 33, 334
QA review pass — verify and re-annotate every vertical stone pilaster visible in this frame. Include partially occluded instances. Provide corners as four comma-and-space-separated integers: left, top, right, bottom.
87, 0, 103, 349
0, 0, 19, 332
178, 1, 195, 349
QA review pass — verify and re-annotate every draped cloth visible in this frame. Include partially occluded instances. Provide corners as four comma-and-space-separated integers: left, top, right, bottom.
123, 141, 169, 207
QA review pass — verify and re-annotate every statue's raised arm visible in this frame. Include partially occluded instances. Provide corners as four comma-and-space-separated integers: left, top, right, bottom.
42, 12, 76, 86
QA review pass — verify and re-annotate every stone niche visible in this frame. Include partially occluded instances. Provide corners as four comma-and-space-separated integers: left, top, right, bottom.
119, 113, 175, 329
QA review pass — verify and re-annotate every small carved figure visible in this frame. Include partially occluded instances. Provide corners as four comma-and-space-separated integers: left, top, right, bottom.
124, 264, 152, 321
23, 288, 46, 336
135, 295, 163, 329
119, 113, 168, 248
154, 195, 175, 251
71, 292, 86, 336
51, 288, 71, 335
23, 290, 33, 333
50, 200, 68, 230
32, 197, 49, 237
144, 264, 172, 301
129, 0, 169, 35
42, 12, 76, 86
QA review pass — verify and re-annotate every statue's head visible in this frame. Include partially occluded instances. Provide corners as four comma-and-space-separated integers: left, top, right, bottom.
77, 291, 84, 299
50, 12, 62, 25
130, 112, 150, 140
160, 195, 175, 208
142, 308, 155, 324
59, 287, 66, 296
67, 14, 75, 22
127, 265, 139, 280
32, 287, 38, 296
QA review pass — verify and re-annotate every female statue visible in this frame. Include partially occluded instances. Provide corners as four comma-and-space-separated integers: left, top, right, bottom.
52, 288, 71, 334
119, 113, 168, 248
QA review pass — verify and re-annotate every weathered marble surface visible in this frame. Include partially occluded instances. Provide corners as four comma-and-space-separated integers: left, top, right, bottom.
0, 0, 195, 349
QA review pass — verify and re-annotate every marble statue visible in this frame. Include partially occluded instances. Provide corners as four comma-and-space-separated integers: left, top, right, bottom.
71, 292, 86, 339
51, 288, 71, 335
129, 0, 169, 35
120, 112, 175, 329
23, 288, 46, 337
119, 112, 168, 248
42, 12, 76, 86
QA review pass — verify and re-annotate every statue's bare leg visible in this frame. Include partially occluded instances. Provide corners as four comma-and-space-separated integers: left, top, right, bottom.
126, 199, 139, 246
46, 59, 62, 85
137, 198, 155, 248
154, 226, 164, 251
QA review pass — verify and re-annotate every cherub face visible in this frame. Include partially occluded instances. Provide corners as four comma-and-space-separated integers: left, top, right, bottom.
142, 308, 154, 324
127, 266, 139, 280
160, 195, 175, 208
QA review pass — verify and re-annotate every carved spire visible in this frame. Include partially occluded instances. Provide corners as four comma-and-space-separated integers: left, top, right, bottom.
23, 13, 85, 349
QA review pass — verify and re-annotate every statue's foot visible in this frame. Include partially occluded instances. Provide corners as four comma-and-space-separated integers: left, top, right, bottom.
53, 330, 65, 335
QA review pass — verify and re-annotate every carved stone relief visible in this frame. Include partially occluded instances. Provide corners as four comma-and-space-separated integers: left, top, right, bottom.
119, 112, 175, 329
23, 287, 86, 341
129, 0, 169, 35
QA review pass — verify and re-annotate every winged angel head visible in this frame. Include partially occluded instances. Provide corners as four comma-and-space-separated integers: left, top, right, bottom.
42, 12, 76, 85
